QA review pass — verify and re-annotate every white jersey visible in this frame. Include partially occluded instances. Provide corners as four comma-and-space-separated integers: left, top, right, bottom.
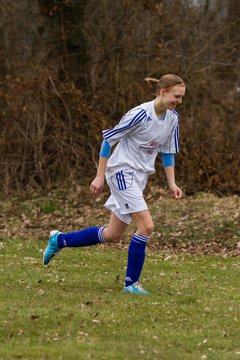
103, 100, 180, 179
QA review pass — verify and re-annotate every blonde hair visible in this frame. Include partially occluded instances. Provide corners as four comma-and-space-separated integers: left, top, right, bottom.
145, 74, 185, 95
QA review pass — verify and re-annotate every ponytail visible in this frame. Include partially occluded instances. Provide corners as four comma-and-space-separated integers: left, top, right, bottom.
145, 74, 185, 96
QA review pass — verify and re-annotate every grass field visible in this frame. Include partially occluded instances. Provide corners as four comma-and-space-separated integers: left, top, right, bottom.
1, 239, 240, 360
0, 190, 239, 359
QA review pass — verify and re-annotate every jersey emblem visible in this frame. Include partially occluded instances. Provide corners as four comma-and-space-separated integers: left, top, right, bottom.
139, 141, 161, 155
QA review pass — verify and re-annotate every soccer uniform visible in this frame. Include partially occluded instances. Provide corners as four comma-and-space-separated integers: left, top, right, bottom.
102, 100, 180, 224
44, 99, 181, 293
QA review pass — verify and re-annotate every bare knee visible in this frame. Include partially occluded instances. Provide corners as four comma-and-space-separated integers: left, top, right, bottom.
137, 223, 154, 237
103, 227, 123, 243
131, 210, 154, 238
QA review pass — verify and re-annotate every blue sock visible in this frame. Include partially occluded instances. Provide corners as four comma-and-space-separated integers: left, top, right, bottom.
58, 226, 105, 248
125, 233, 149, 287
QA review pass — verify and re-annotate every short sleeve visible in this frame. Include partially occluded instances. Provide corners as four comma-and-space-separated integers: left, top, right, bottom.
102, 107, 147, 147
161, 120, 180, 154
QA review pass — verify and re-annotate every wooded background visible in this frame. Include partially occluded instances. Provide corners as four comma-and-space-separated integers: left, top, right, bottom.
0, 0, 239, 195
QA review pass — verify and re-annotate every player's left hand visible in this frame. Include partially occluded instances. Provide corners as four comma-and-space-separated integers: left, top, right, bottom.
169, 184, 183, 199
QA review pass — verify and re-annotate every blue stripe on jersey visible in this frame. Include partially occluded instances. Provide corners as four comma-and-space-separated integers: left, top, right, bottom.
174, 128, 178, 152
129, 109, 146, 126
174, 125, 180, 152
176, 125, 180, 151
120, 108, 145, 126
103, 109, 146, 140
103, 109, 146, 139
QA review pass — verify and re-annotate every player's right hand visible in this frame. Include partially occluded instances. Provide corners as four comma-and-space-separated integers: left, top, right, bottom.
90, 176, 105, 195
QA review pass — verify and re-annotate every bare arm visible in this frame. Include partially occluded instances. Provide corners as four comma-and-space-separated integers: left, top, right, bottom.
89, 157, 108, 195
164, 166, 183, 199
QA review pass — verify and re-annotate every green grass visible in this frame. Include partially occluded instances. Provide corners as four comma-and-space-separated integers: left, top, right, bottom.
1, 238, 240, 360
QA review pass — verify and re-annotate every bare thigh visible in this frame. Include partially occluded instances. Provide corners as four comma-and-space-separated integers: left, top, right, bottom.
103, 212, 129, 243
131, 209, 154, 237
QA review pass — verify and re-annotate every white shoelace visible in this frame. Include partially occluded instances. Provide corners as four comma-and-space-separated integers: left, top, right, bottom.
134, 282, 144, 290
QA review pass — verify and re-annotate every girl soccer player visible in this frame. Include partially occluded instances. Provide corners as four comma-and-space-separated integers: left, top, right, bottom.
43, 74, 186, 294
